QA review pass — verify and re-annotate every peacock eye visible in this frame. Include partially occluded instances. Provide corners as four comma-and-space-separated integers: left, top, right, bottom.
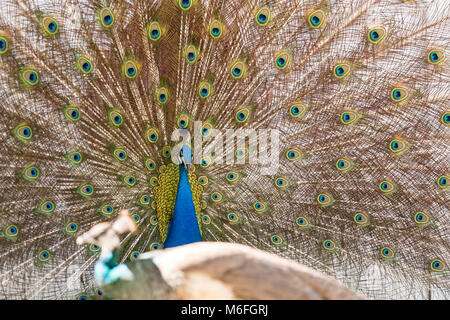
38, 250, 51, 262
333, 63, 352, 79
42, 17, 58, 35
77, 56, 93, 74
20, 67, 39, 87
209, 20, 224, 39
296, 216, 310, 228
427, 49, 444, 64
270, 234, 284, 246
13, 123, 33, 143
77, 183, 94, 198
0, 36, 8, 54
368, 27, 387, 44
179, 0, 192, 10
230, 60, 247, 79
255, 7, 271, 26
323, 239, 336, 251
99, 8, 115, 28
430, 259, 445, 272
308, 9, 327, 28
22, 165, 40, 182
378, 180, 397, 194
437, 175, 448, 188
122, 59, 140, 79
185, 44, 199, 63
380, 247, 395, 259
147, 22, 162, 41
64, 222, 79, 236
317, 193, 334, 206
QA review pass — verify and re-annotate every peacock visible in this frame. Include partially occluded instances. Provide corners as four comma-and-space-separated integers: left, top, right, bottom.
0, 0, 448, 300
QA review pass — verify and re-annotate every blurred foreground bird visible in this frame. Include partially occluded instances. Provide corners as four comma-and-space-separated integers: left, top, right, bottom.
0, 0, 448, 300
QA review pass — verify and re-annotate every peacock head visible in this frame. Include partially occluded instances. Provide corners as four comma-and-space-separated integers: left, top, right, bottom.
179, 145, 193, 173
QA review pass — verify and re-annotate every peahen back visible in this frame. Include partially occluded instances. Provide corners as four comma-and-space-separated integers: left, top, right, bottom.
0, 0, 449, 300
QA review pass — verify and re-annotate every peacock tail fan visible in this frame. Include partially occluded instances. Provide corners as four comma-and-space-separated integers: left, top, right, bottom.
0, 0, 449, 299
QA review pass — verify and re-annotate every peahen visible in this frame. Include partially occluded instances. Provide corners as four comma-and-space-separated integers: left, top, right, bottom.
0, 0, 448, 300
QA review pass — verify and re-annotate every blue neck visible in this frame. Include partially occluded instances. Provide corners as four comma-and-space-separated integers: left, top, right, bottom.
163, 165, 202, 248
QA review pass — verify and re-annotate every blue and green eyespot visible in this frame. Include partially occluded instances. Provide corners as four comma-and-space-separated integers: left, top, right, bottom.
368, 27, 387, 44
378, 180, 397, 194
427, 49, 444, 65
185, 44, 199, 63
323, 239, 337, 251
389, 138, 410, 155
137, 194, 150, 207
98, 204, 114, 218
99, 8, 115, 28
19, 67, 39, 87
35, 200, 55, 216
144, 157, 157, 171
12, 123, 33, 143
430, 259, 445, 272
390, 86, 409, 103
198, 81, 213, 99
202, 215, 211, 225
0, 35, 8, 54
149, 176, 158, 187
307, 8, 327, 29
150, 215, 158, 226
64, 105, 81, 122
274, 50, 291, 70
77, 183, 94, 198
22, 165, 40, 182
413, 211, 432, 226
198, 175, 209, 186
437, 175, 448, 189
289, 102, 308, 120
333, 62, 352, 79
122, 59, 140, 79
201, 121, 214, 137
227, 212, 241, 224
340, 109, 362, 126
210, 191, 223, 203
255, 6, 271, 26
296, 216, 311, 229
270, 234, 285, 247
65, 151, 83, 166
156, 87, 169, 104
64, 222, 79, 236
111, 147, 127, 162
177, 113, 191, 129
275, 177, 291, 190
41, 16, 59, 36
230, 60, 247, 79
76, 56, 93, 74
150, 242, 161, 251
38, 249, 51, 262
285, 147, 304, 161
380, 247, 395, 260
209, 19, 224, 39
335, 157, 354, 173
161, 146, 172, 158
3, 225, 19, 239
235, 106, 252, 123
147, 21, 163, 41
253, 202, 268, 213
225, 171, 242, 183
122, 175, 137, 187
317, 193, 335, 207
108, 109, 124, 127
129, 251, 140, 261
178, 0, 194, 11
353, 213, 370, 226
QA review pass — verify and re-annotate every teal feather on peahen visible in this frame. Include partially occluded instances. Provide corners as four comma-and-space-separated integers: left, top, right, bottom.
0, 0, 449, 300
